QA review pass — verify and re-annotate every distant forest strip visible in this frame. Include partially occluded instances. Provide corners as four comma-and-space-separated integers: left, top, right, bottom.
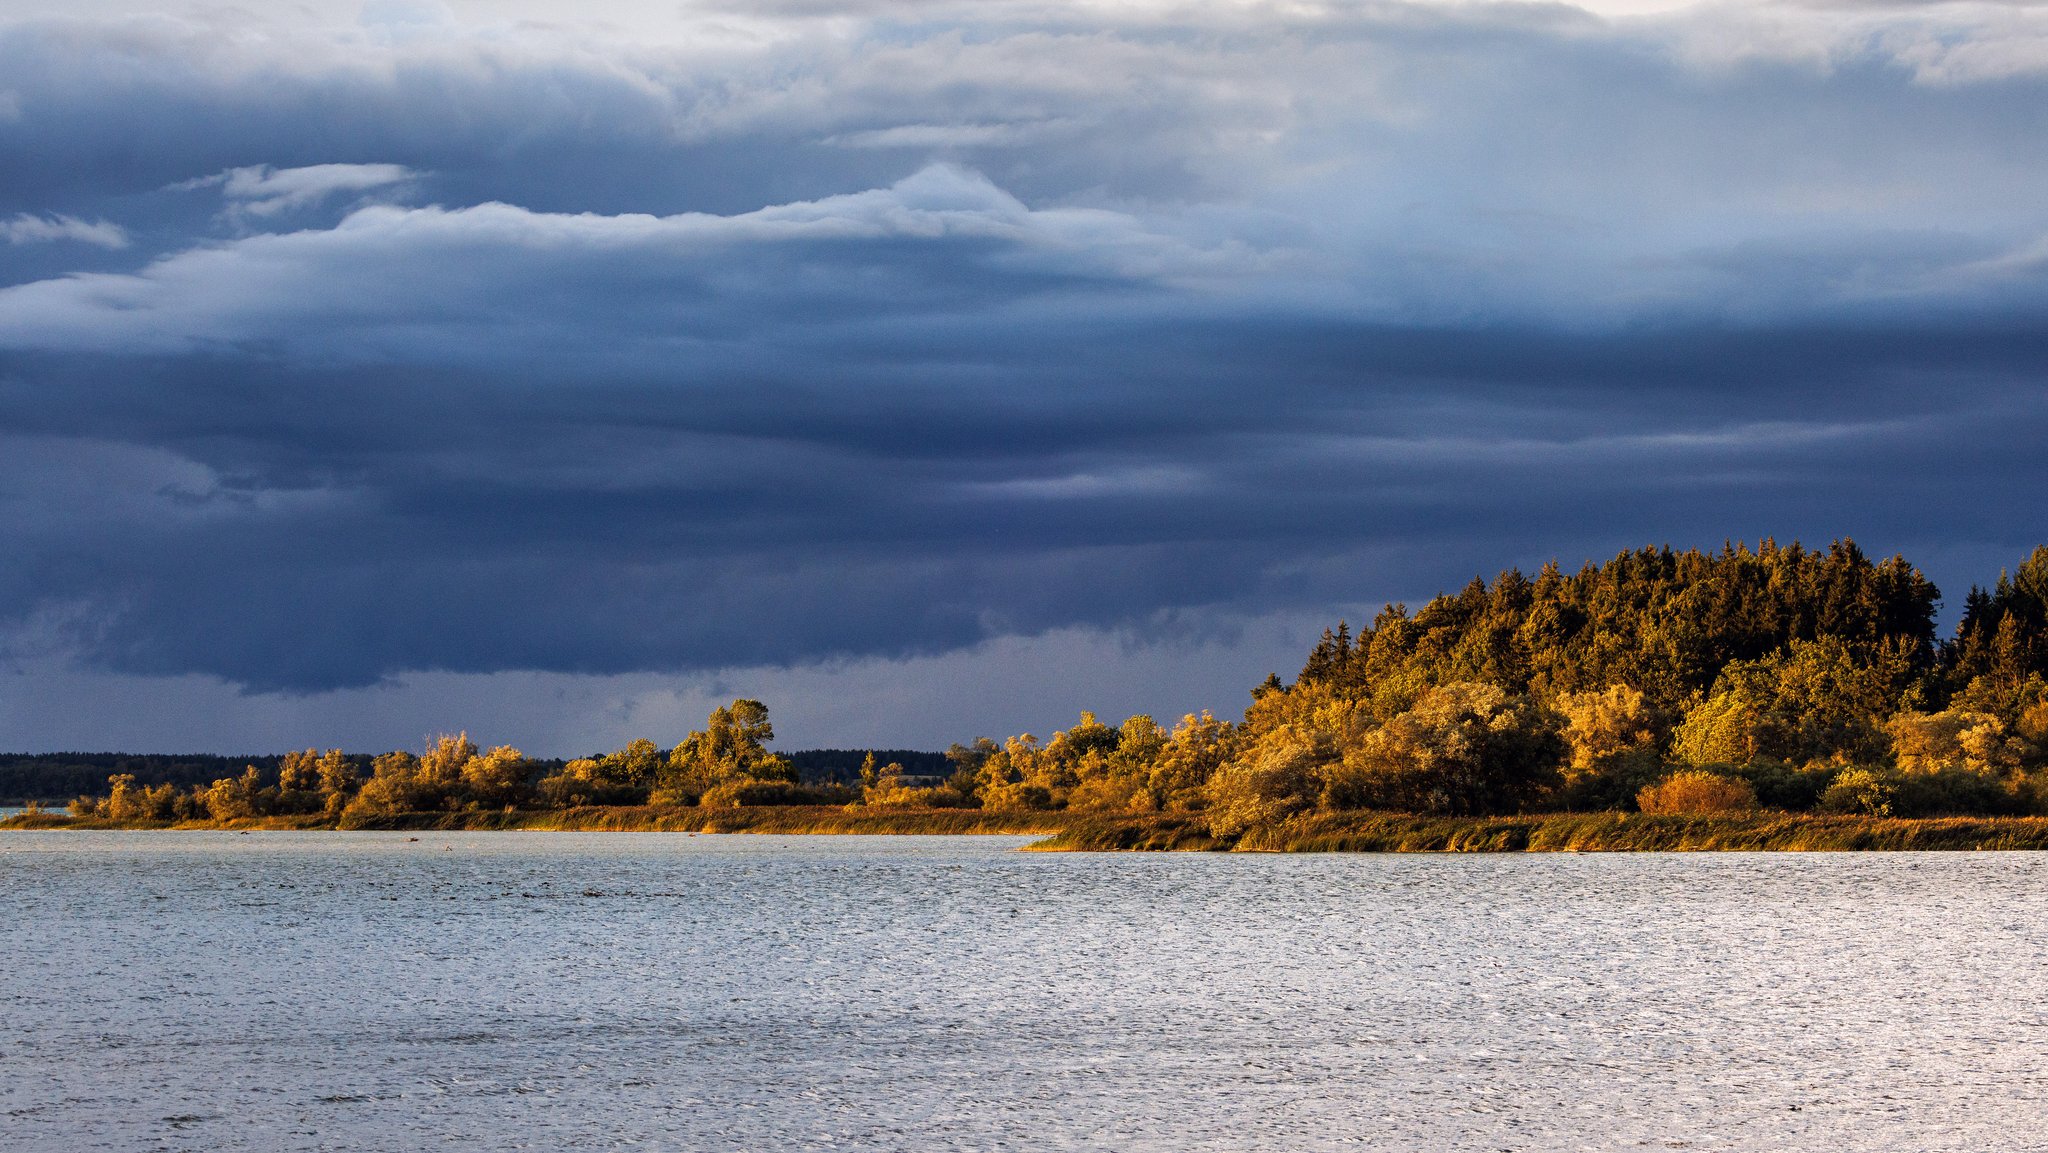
19, 539, 2048, 847
0, 748, 945, 805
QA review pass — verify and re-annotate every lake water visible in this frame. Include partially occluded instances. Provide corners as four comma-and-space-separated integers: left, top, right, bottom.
2, 833, 2045, 1152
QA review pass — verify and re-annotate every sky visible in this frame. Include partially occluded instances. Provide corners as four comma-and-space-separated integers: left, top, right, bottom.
3, 0, 2047, 755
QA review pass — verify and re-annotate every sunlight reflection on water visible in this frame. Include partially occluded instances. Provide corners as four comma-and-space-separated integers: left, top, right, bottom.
2, 832, 2045, 1151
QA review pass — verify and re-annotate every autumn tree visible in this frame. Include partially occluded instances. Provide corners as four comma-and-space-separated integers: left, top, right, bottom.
1557, 685, 1660, 780
1670, 638, 1896, 768
199, 766, 269, 821
277, 750, 322, 794
101, 774, 144, 822
417, 733, 478, 803
1331, 683, 1564, 815
338, 751, 424, 826
1065, 714, 1166, 812
655, 699, 796, 803
1145, 712, 1238, 811
1203, 726, 1324, 837
978, 734, 1054, 810
461, 745, 533, 807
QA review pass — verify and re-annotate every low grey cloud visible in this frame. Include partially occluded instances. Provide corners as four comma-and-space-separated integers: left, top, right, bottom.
2, 0, 2047, 751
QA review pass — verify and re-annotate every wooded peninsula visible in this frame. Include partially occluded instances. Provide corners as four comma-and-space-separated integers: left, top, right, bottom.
12, 539, 2048, 851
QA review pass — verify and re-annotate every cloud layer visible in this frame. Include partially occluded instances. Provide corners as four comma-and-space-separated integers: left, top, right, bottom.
4, 0, 2048, 750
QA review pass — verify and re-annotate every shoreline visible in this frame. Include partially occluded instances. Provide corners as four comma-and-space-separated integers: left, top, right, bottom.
9, 806, 2048, 851
0, 805, 1064, 837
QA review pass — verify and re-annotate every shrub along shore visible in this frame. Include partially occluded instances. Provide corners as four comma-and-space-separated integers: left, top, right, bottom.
9, 804, 2048, 852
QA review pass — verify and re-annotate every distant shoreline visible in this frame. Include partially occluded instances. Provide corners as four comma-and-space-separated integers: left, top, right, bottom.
9, 806, 2048, 852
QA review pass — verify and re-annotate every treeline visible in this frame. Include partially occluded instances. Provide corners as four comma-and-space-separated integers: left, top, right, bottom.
47, 540, 2048, 834
14, 742, 938, 809
931, 539, 2048, 828
57, 701, 861, 826
785, 749, 953, 784
0, 753, 305, 805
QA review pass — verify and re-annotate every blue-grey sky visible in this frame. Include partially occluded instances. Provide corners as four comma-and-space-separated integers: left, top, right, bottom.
3, 0, 2046, 755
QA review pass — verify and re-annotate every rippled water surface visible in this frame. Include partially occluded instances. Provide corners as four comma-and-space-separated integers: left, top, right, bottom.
4, 833, 2046, 1151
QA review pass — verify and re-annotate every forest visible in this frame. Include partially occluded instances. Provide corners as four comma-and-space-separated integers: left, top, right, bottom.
0, 748, 948, 806
29, 540, 2048, 836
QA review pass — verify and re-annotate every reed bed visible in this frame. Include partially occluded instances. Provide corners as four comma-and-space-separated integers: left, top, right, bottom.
1050, 811, 2048, 852
11, 805, 2048, 850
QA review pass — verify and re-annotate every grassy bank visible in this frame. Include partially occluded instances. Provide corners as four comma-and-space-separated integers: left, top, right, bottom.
431, 805, 1069, 835
1035, 810, 2048, 851
0, 805, 1067, 836
10, 805, 2048, 850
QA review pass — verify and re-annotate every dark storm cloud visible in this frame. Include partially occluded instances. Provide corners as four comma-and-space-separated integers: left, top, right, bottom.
4, 0, 2048, 702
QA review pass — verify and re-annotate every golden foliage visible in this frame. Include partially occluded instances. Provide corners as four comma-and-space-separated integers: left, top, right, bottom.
1636, 770, 1758, 815
1557, 684, 1658, 777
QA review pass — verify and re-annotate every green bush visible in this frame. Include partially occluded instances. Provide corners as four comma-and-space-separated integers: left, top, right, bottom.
1820, 768, 1898, 816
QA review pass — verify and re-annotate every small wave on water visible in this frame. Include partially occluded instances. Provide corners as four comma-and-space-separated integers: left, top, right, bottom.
2, 832, 2045, 1151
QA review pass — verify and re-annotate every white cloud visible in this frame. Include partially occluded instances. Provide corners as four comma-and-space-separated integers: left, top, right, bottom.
0, 164, 1245, 358
824, 120, 1075, 148
172, 162, 417, 217
1, 213, 128, 248
960, 465, 1207, 500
